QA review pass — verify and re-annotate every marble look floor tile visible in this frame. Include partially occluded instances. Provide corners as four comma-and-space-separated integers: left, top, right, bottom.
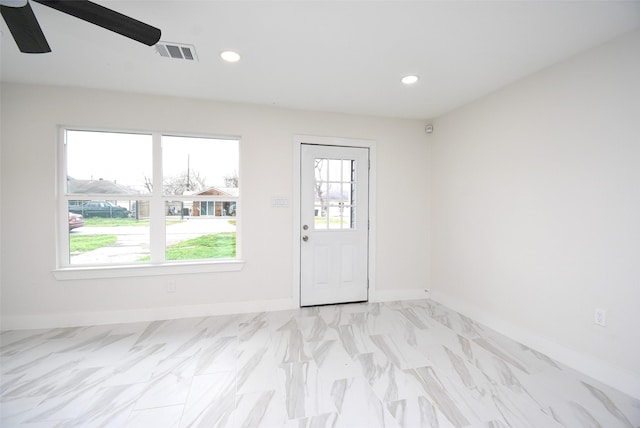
198, 314, 241, 339
423, 301, 486, 340
331, 377, 401, 427
1, 299, 638, 428
133, 355, 198, 410
470, 349, 533, 396
269, 311, 316, 331
311, 340, 360, 381
579, 380, 639, 427
158, 327, 209, 363
103, 343, 166, 386
336, 323, 379, 358
6, 366, 115, 424
486, 383, 565, 428
315, 302, 373, 328
386, 395, 456, 428
288, 412, 340, 428
405, 366, 474, 427
179, 371, 236, 428
273, 319, 314, 364
356, 352, 423, 403
474, 329, 562, 374
467, 421, 509, 428
296, 315, 337, 343
233, 390, 288, 428
405, 365, 512, 427
194, 335, 237, 375
0, 396, 46, 427
237, 344, 279, 395
125, 404, 183, 428
277, 360, 337, 419
1, 353, 82, 398
369, 334, 433, 370
520, 368, 640, 428
238, 312, 270, 342
472, 337, 530, 375
38, 382, 147, 427
419, 343, 496, 396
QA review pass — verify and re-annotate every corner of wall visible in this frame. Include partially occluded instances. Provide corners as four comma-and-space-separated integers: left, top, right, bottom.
432, 290, 640, 401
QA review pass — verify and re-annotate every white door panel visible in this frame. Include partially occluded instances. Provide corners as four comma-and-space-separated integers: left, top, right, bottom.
300, 144, 369, 306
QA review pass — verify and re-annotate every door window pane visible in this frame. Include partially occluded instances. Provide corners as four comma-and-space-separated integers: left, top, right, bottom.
313, 157, 356, 230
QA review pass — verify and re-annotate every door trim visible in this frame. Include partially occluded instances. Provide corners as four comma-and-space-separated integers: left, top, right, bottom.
292, 135, 377, 307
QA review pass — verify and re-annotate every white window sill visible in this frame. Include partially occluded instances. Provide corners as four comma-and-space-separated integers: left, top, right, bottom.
53, 260, 245, 280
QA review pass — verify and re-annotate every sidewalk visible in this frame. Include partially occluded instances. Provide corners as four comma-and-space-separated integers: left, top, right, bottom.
70, 218, 235, 265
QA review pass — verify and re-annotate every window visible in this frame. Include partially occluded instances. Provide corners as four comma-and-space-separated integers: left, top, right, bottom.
313, 158, 356, 229
59, 129, 239, 270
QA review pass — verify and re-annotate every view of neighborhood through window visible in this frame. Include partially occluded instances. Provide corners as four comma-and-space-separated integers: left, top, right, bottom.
313, 158, 356, 230
63, 130, 239, 266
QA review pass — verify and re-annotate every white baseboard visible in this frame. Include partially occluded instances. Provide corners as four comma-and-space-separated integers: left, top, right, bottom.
372, 288, 430, 302
0, 290, 430, 330
431, 291, 640, 401
1, 298, 297, 330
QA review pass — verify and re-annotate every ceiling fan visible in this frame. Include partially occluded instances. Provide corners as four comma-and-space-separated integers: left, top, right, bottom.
0, 0, 161, 53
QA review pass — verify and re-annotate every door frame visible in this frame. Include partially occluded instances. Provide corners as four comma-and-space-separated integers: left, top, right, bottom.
292, 135, 377, 307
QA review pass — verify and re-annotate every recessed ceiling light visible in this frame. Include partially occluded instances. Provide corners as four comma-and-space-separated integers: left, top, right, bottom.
401, 75, 419, 85
220, 51, 241, 63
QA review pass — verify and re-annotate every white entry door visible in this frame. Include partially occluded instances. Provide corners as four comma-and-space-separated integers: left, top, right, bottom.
300, 144, 369, 306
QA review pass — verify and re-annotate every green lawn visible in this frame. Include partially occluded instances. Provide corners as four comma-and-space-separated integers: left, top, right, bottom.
70, 235, 117, 253
137, 233, 236, 262
166, 233, 236, 260
84, 218, 148, 227
83, 218, 183, 227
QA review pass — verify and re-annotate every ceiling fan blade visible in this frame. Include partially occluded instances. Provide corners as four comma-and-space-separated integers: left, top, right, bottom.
32, 0, 161, 46
0, 2, 51, 53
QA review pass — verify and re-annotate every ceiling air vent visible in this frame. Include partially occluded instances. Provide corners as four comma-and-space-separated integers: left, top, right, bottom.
156, 42, 198, 61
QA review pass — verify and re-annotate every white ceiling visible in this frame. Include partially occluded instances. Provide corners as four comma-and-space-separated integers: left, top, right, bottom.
1, 1, 639, 120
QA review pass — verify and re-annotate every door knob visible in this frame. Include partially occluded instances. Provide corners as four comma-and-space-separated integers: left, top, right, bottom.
302, 235, 309, 242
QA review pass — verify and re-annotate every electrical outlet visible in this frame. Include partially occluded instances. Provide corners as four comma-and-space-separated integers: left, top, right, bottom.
167, 280, 176, 293
594, 308, 606, 326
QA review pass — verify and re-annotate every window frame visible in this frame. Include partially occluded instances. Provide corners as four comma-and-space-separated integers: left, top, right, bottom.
54, 127, 243, 280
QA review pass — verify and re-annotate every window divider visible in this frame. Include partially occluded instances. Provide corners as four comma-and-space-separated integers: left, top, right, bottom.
149, 133, 166, 263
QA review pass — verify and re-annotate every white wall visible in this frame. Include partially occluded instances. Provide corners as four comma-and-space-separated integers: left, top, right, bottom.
0, 84, 430, 328
430, 30, 640, 397
0, 84, 3, 331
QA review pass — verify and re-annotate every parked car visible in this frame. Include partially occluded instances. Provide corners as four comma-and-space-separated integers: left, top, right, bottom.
69, 201, 130, 218
68, 212, 85, 230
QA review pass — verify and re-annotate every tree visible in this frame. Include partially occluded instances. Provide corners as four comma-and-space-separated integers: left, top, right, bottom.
223, 170, 239, 188
143, 175, 153, 193
163, 170, 208, 195
314, 160, 327, 216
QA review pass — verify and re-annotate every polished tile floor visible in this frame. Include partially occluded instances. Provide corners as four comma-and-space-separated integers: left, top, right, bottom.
1, 299, 638, 427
